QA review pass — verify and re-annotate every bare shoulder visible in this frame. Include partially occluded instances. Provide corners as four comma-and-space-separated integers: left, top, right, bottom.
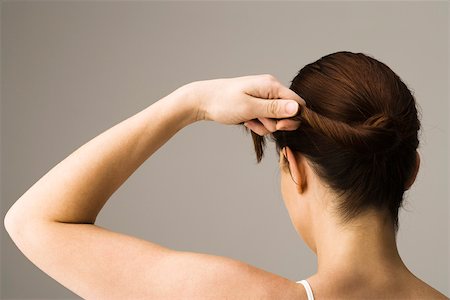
407, 276, 449, 299
161, 250, 308, 299
307, 270, 447, 300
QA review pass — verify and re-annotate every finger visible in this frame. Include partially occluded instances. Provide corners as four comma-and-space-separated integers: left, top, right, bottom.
241, 74, 306, 106
258, 117, 277, 133
275, 119, 301, 131
251, 74, 305, 104
244, 119, 271, 136
251, 98, 300, 119
240, 74, 280, 98
267, 76, 305, 105
275, 84, 306, 105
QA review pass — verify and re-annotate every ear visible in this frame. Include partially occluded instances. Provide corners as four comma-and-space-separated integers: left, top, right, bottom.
283, 147, 307, 193
405, 151, 420, 190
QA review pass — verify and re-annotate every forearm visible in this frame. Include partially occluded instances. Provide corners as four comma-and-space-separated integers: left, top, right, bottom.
6, 83, 199, 225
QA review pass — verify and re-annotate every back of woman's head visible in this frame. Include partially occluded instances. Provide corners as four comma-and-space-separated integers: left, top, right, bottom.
249, 51, 420, 229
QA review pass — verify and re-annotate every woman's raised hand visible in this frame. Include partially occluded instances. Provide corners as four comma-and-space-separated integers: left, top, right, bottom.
188, 74, 305, 135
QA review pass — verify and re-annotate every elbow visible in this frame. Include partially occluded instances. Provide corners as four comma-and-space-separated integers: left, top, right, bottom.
4, 206, 19, 240
4, 204, 29, 243
4, 205, 41, 252
5, 203, 58, 258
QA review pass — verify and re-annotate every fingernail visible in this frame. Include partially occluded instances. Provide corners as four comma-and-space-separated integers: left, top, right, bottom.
285, 101, 298, 115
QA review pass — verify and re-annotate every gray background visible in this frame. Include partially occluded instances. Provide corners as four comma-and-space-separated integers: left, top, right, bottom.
1, 1, 448, 299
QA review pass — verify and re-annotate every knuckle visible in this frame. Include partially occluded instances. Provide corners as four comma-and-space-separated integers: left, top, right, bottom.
278, 120, 301, 131
266, 100, 279, 116
264, 74, 276, 81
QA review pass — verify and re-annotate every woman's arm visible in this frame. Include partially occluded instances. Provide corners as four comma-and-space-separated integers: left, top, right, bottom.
4, 75, 303, 299
5, 84, 198, 226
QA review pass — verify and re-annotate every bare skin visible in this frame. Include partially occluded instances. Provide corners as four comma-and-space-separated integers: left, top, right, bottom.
280, 146, 447, 299
4, 74, 448, 299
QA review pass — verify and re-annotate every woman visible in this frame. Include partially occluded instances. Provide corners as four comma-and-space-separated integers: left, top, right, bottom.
4, 51, 448, 299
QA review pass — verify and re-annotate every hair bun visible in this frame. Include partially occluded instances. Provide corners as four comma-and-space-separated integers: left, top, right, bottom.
357, 114, 401, 153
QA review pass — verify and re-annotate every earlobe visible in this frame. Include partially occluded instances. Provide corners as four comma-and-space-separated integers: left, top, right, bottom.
405, 151, 420, 190
283, 147, 307, 193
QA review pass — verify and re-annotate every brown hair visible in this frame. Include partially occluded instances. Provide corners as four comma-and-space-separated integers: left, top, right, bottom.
247, 51, 420, 229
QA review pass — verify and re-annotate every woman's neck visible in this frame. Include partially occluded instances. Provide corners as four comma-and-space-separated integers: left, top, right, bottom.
312, 209, 408, 282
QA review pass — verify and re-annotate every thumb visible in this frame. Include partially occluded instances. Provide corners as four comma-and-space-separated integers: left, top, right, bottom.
258, 99, 299, 118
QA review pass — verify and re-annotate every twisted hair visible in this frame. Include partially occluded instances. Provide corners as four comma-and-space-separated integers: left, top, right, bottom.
246, 52, 420, 229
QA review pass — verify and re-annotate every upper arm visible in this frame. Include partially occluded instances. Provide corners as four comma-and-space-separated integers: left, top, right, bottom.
5, 219, 302, 299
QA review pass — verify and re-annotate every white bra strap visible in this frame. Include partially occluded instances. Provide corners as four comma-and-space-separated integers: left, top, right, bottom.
297, 280, 315, 300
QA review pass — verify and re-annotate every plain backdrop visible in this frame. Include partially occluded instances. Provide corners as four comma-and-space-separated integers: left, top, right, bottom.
1, 1, 448, 299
